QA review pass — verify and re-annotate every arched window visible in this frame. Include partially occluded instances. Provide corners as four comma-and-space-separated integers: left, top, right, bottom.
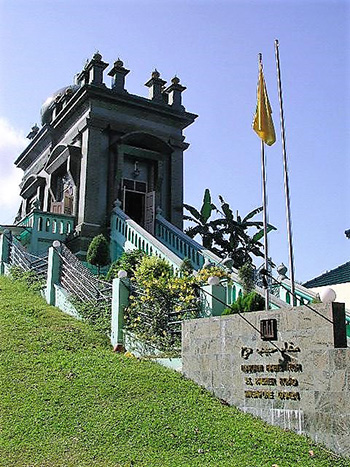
232, 285, 237, 302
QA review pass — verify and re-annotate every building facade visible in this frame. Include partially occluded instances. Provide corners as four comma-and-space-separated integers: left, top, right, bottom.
304, 261, 350, 310
15, 53, 197, 256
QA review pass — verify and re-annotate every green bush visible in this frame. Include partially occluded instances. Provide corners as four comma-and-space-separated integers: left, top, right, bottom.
134, 255, 173, 282
86, 234, 110, 274
125, 256, 200, 352
238, 263, 255, 294
179, 257, 194, 276
222, 291, 265, 315
106, 249, 145, 281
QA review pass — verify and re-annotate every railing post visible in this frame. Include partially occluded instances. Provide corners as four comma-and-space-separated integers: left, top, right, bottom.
45, 241, 62, 306
201, 284, 226, 317
0, 230, 11, 275
111, 277, 130, 351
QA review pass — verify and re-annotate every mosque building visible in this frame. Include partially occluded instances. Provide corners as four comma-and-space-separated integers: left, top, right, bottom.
14, 52, 197, 257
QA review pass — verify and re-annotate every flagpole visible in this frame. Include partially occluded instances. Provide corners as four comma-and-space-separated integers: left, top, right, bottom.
261, 138, 270, 311
274, 39, 296, 304
254, 52, 275, 311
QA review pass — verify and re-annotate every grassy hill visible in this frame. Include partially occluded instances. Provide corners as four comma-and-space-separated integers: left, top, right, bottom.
0, 275, 349, 467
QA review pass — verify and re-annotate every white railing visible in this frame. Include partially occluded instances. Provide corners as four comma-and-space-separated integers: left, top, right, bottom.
111, 206, 184, 272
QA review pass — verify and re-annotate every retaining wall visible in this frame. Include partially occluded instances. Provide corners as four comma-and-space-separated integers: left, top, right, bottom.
182, 303, 349, 456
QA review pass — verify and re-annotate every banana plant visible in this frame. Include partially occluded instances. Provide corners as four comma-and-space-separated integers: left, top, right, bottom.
184, 189, 277, 269
183, 189, 218, 249
216, 195, 276, 268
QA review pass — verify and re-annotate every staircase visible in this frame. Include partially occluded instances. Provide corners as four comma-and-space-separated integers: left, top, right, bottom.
110, 204, 308, 310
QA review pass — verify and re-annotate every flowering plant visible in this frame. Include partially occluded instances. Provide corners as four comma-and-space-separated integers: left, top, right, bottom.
124, 256, 200, 352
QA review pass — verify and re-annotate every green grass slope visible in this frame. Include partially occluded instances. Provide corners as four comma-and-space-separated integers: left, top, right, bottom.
0, 276, 349, 467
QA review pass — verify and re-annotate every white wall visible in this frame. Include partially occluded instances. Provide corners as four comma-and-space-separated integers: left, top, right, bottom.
311, 282, 350, 311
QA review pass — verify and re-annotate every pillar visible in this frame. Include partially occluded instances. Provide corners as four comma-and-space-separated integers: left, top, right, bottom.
0, 231, 11, 275
201, 283, 226, 317
145, 70, 166, 102
45, 242, 62, 306
165, 76, 186, 110
108, 59, 130, 93
111, 277, 130, 350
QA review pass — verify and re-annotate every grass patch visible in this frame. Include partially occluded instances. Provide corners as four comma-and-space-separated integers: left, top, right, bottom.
0, 275, 349, 467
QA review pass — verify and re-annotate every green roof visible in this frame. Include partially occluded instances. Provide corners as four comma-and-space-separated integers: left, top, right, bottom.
303, 261, 350, 288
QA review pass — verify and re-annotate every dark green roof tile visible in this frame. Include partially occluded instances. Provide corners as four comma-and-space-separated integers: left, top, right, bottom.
303, 261, 350, 288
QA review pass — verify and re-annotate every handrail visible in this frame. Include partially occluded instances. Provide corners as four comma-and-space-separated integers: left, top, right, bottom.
279, 277, 318, 301
16, 209, 75, 236
111, 207, 184, 272
110, 209, 287, 309
156, 213, 239, 279
155, 213, 316, 308
155, 213, 289, 308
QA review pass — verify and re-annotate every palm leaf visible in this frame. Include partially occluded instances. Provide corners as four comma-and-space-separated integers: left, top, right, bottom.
242, 206, 263, 222
245, 221, 263, 228
218, 195, 233, 223
183, 215, 200, 225
185, 225, 204, 238
200, 189, 213, 223
252, 225, 277, 243
183, 204, 201, 221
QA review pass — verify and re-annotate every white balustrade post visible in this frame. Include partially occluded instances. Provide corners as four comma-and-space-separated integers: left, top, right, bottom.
0, 231, 11, 275
45, 242, 62, 306
201, 284, 226, 317
111, 277, 130, 351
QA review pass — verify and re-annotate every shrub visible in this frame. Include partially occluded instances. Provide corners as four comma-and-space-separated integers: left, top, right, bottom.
107, 249, 145, 281
238, 263, 255, 294
222, 291, 265, 315
124, 256, 200, 352
244, 290, 265, 311
195, 265, 231, 285
134, 255, 173, 283
86, 234, 110, 274
179, 257, 194, 276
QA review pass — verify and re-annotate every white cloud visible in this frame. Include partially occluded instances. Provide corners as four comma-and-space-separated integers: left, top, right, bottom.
0, 118, 27, 224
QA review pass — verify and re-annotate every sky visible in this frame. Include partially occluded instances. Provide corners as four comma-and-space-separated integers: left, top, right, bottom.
0, 0, 349, 282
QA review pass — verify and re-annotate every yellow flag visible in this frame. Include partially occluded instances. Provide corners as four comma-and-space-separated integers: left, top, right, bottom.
253, 65, 276, 146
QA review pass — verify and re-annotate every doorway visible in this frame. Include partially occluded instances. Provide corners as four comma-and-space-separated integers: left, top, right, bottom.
122, 178, 155, 233
124, 190, 145, 226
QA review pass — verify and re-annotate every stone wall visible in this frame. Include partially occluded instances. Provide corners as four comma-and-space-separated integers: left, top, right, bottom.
182, 303, 350, 457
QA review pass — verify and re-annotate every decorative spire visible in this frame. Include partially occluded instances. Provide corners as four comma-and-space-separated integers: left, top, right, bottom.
26, 124, 39, 139
108, 58, 130, 93
77, 52, 108, 87
145, 69, 166, 102
164, 75, 186, 109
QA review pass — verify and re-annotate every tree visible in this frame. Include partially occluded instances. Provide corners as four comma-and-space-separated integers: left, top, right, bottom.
238, 263, 255, 295
183, 189, 221, 251
215, 195, 276, 269
184, 189, 276, 269
86, 234, 110, 275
